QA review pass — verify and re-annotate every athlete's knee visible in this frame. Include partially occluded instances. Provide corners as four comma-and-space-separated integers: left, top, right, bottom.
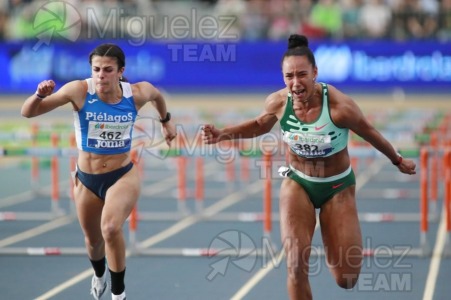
285, 247, 310, 285
286, 264, 309, 289
335, 272, 360, 289
84, 235, 104, 250
101, 219, 122, 241
329, 248, 362, 289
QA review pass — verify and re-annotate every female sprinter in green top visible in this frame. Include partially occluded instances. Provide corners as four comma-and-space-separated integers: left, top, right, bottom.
202, 34, 416, 299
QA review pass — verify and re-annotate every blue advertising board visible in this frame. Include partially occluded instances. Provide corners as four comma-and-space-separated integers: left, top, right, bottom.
0, 40, 450, 94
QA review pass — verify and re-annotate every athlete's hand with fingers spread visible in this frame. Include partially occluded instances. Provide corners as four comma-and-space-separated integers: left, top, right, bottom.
202, 124, 222, 144
36, 80, 56, 97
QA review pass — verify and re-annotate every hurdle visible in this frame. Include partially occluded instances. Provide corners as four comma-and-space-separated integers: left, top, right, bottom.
155, 144, 448, 257
136, 141, 256, 219
31, 123, 40, 193
135, 146, 273, 215
4, 142, 273, 260
445, 147, 451, 256
49, 133, 64, 215
173, 145, 434, 219
0, 123, 74, 197
68, 133, 77, 213
0, 135, 76, 221
420, 147, 431, 255
136, 152, 229, 219
134, 143, 438, 224
0, 122, 46, 193
2, 124, 449, 259
128, 150, 140, 251
429, 132, 439, 219
1, 146, 449, 259
124, 145, 278, 256
263, 152, 272, 240
125, 143, 440, 258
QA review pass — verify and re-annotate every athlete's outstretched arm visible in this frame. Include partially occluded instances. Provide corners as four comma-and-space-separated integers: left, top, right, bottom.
21, 80, 84, 118
330, 87, 416, 175
202, 93, 282, 144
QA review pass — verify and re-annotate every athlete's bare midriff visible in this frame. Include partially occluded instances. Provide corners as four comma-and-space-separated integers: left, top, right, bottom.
289, 147, 350, 178
77, 150, 131, 174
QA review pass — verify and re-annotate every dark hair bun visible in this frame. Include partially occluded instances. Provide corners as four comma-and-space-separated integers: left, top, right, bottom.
288, 34, 309, 49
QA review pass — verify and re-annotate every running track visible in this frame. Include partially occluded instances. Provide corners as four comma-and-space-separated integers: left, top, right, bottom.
1, 96, 450, 300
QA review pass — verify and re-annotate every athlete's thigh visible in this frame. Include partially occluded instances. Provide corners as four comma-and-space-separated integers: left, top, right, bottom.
319, 185, 362, 270
102, 165, 140, 224
73, 175, 103, 237
279, 178, 316, 244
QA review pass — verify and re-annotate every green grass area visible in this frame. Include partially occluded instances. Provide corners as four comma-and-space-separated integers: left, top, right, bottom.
0, 122, 74, 148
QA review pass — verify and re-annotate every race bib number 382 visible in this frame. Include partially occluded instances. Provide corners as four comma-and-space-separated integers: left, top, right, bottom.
283, 131, 333, 157
87, 121, 133, 149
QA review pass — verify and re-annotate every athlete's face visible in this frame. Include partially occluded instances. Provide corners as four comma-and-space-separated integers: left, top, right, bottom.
282, 55, 317, 102
91, 55, 124, 93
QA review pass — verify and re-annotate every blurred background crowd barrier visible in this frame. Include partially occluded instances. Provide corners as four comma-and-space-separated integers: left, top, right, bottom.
0, 0, 450, 94
2, 0, 451, 42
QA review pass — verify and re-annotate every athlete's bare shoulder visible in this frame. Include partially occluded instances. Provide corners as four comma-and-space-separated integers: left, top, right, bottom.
130, 81, 148, 97
325, 84, 353, 107
56, 79, 87, 109
128, 81, 158, 108
326, 83, 363, 127
131, 81, 158, 99
265, 88, 289, 117
60, 79, 87, 93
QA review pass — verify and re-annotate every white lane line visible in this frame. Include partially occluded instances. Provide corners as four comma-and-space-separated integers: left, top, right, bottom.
35, 269, 94, 300
0, 161, 221, 244
0, 178, 176, 247
0, 215, 75, 247
0, 191, 36, 209
422, 208, 447, 300
34, 179, 264, 299
139, 181, 262, 249
7, 161, 222, 299
355, 159, 386, 191
229, 159, 386, 299
231, 245, 286, 300
0, 180, 71, 209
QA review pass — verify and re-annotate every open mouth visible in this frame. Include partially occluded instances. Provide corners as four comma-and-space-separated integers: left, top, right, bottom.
292, 88, 305, 97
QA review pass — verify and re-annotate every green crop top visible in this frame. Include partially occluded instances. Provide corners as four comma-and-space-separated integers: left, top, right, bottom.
279, 83, 349, 158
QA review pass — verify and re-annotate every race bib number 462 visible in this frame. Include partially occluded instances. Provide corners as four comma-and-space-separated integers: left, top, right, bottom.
87, 121, 133, 149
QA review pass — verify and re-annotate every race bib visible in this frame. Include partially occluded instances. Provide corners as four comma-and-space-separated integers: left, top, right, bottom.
87, 121, 133, 150
283, 131, 333, 157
